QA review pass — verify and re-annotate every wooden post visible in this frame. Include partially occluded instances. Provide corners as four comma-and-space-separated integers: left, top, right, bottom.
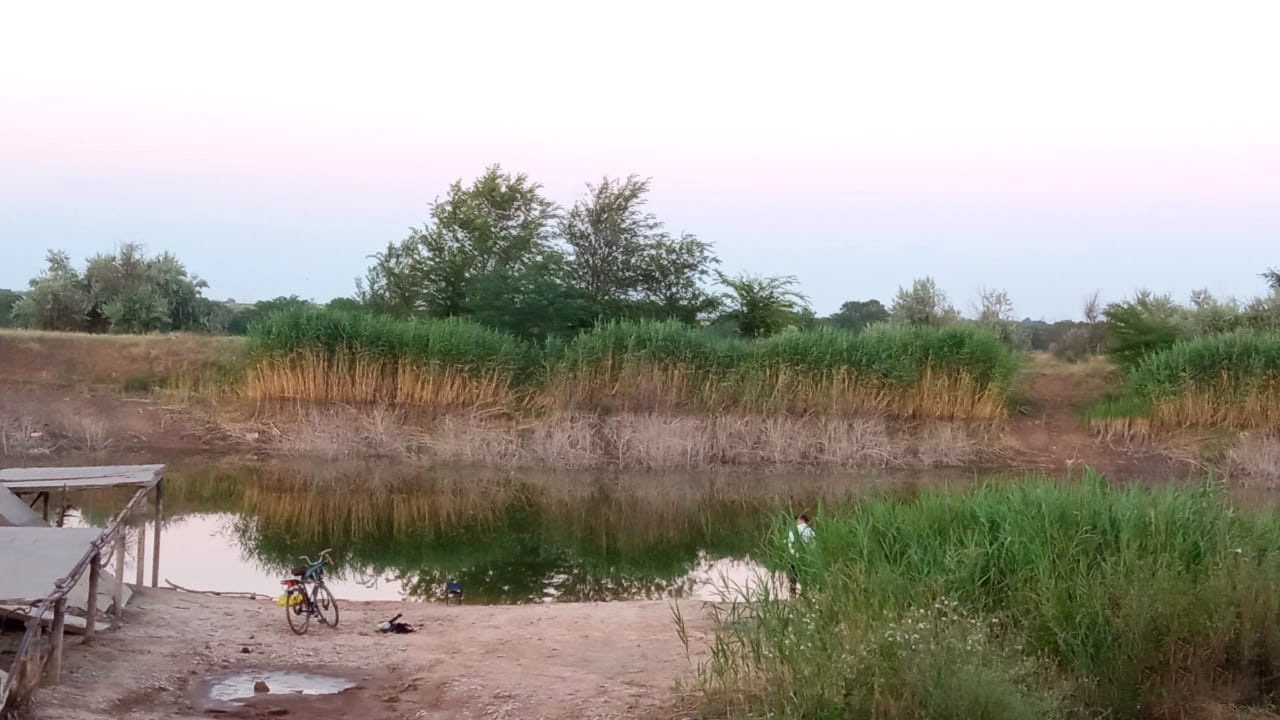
22, 618, 42, 697
41, 492, 49, 522
135, 524, 146, 589
112, 529, 125, 626
151, 480, 163, 589
47, 597, 66, 683
85, 551, 100, 640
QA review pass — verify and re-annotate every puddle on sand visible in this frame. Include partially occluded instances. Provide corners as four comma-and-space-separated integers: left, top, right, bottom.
206, 670, 356, 704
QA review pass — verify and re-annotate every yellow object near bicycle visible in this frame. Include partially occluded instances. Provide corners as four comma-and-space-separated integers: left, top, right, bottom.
275, 593, 302, 607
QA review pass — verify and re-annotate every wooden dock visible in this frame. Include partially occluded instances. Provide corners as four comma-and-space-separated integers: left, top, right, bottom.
0, 464, 163, 711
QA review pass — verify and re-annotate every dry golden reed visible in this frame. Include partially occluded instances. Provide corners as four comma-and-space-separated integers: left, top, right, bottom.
549, 362, 1007, 421
245, 350, 517, 411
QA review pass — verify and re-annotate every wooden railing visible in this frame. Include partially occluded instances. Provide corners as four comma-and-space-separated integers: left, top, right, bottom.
1, 476, 159, 711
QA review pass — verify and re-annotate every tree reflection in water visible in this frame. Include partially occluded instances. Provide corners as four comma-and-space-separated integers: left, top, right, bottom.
72, 457, 941, 603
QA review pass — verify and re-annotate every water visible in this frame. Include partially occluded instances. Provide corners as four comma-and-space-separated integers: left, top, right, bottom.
206, 670, 355, 702
62, 456, 976, 604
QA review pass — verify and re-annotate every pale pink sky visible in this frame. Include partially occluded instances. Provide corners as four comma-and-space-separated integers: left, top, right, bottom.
2, 0, 1278, 318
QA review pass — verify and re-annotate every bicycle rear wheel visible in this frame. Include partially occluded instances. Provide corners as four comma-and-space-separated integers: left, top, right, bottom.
286, 588, 310, 635
312, 585, 339, 628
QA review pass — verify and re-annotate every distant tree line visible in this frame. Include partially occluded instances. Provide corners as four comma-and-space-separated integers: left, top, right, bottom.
5, 165, 1276, 358
6, 245, 226, 333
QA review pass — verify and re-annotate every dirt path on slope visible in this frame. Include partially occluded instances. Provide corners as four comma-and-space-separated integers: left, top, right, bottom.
20, 589, 710, 720
1003, 358, 1180, 478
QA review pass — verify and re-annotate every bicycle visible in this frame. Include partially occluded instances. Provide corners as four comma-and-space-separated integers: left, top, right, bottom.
279, 548, 340, 635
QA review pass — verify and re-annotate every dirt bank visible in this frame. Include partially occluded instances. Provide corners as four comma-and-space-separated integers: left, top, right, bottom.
21, 589, 709, 720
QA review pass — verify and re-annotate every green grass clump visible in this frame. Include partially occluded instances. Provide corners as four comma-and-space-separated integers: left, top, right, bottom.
697, 471, 1280, 719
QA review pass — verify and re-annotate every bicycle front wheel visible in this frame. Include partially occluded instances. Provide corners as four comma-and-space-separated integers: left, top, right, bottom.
313, 585, 339, 628
286, 588, 310, 635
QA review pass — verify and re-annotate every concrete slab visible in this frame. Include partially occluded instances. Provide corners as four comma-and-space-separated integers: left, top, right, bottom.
0, 486, 44, 527
0, 527, 101, 604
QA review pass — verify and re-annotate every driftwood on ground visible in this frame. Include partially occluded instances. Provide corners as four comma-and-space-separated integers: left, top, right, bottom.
164, 579, 265, 600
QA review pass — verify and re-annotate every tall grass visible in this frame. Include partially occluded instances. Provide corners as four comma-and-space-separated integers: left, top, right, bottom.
245, 307, 534, 410
696, 471, 1280, 719
245, 311, 1019, 420
549, 320, 742, 412
1129, 332, 1280, 428
743, 325, 1018, 419
1091, 332, 1280, 430
552, 321, 1018, 420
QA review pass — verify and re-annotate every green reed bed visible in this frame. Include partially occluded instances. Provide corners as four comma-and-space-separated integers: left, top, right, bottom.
1091, 332, 1280, 431
695, 471, 1280, 719
549, 320, 744, 412
553, 321, 1019, 419
245, 307, 535, 407
241, 309, 1019, 419
742, 325, 1019, 418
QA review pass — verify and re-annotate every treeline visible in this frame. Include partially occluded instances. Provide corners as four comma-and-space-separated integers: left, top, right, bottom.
1, 166, 1030, 343
4, 165, 1276, 364
0, 249, 358, 335
3, 245, 230, 334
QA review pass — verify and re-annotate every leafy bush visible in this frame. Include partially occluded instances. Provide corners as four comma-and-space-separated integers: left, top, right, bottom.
1103, 300, 1184, 369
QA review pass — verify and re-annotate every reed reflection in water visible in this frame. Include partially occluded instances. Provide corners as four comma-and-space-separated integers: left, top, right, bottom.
70, 457, 970, 603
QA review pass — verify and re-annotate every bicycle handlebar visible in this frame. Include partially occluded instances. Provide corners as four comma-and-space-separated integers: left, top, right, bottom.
298, 548, 335, 566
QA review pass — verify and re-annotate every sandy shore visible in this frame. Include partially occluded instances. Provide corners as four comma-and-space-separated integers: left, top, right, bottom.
22, 588, 711, 720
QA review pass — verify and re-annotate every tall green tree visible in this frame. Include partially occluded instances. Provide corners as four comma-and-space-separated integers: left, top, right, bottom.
363, 166, 560, 317
560, 175, 719, 322
636, 233, 720, 323
560, 175, 657, 306
11, 250, 93, 331
82, 243, 211, 333
716, 272, 809, 338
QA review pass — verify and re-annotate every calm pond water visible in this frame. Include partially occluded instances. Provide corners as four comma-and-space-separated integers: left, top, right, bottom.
56, 456, 981, 604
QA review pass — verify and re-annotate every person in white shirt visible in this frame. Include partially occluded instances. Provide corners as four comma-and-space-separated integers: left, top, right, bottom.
787, 514, 814, 595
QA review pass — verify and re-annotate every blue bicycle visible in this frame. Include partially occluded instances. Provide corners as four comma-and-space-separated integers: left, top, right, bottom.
279, 548, 339, 635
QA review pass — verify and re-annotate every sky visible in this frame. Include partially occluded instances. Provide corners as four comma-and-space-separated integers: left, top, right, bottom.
1, 0, 1277, 320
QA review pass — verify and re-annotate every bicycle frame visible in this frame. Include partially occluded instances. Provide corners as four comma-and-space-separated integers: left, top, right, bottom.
281, 548, 338, 635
